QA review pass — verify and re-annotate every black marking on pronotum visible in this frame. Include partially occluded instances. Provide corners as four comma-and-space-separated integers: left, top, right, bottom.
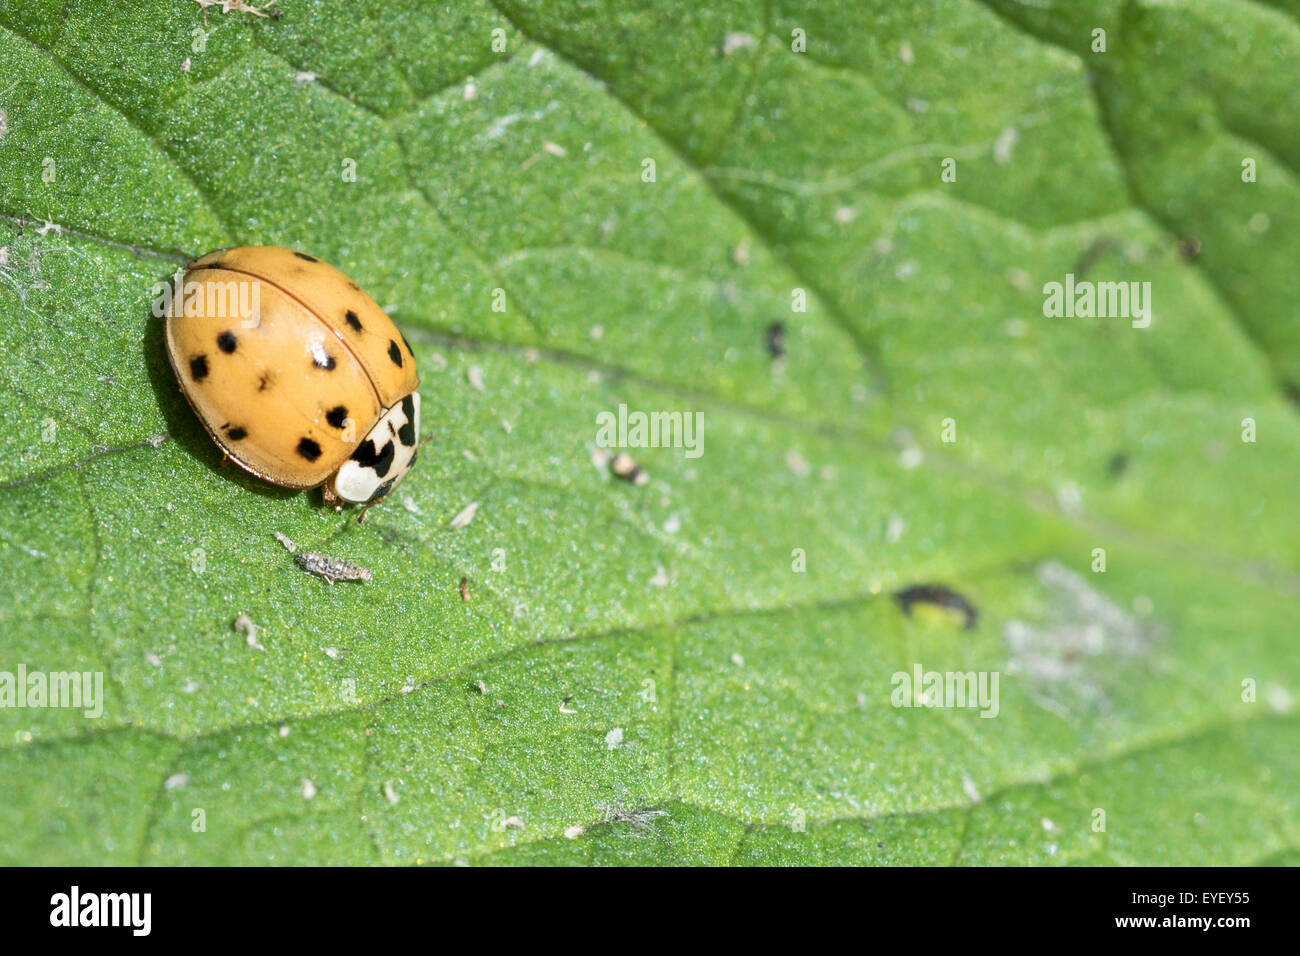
893, 584, 978, 631
766, 320, 786, 359
370, 477, 396, 501
297, 437, 323, 462
388, 339, 403, 367
351, 438, 395, 478
189, 355, 209, 380
345, 309, 363, 331
226, 426, 248, 441
397, 395, 417, 445
217, 330, 237, 353
326, 405, 349, 429
293, 252, 318, 262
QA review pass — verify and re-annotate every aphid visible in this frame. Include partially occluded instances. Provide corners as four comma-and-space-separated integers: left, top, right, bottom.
609, 452, 648, 486
164, 247, 422, 513
893, 583, 978, 631
766, 320, 786, 359
294, 551, 373, 584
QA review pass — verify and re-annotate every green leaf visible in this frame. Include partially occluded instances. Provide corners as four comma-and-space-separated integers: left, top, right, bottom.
0, 0, 1295, 865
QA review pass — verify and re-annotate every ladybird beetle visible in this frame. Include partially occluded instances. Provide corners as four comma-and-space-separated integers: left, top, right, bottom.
164, 246, 421, 506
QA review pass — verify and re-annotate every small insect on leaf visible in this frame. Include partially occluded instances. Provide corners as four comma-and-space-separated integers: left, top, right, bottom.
766, 320, 786, 360
893, 583, 978, 631
459, 576, 470, 602
294, 552, 373, 584
610, 452, 648, 486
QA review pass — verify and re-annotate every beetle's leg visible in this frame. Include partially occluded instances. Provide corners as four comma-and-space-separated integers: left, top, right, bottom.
356, 497, 384, 523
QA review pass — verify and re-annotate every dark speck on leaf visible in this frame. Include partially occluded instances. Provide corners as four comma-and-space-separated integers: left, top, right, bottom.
894, 583, 978, 631
766, 320, 786, 359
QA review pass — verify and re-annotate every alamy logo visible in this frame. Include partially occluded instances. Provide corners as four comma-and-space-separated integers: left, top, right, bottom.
50, 886, 151, 936
890, 664, 1000, 718
1042, 273, 1151, 328
151, 273, 261, 324
0, 666, 104, 718
595, 403, 703, 459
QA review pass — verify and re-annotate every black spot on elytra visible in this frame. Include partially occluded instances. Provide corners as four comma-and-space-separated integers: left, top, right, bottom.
189, 355, 209, 380
293, 252, 318, 262
398, 395, 417, 445
326, 405, 349, 429
297, 437, 323, 462
400, 332, 413, 354
351, 437, 394, 478
257, 371, 274, 392
312, 349, 336, 371
217, 330, 237, 353
345, 310, 363, 332
388, 339, 403, 367
227, 426, 248, 441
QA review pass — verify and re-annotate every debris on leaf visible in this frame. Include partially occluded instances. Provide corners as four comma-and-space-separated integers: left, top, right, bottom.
192, 0, 281, 22
294, 552, 373, 584
273, 531, 297, 552
600, 805, 667, 831
721, 32, 757, 54
192, 0, 281, 25
450, 501, 479, 528
459, 576, 470, 602
233, 612, 264, 650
